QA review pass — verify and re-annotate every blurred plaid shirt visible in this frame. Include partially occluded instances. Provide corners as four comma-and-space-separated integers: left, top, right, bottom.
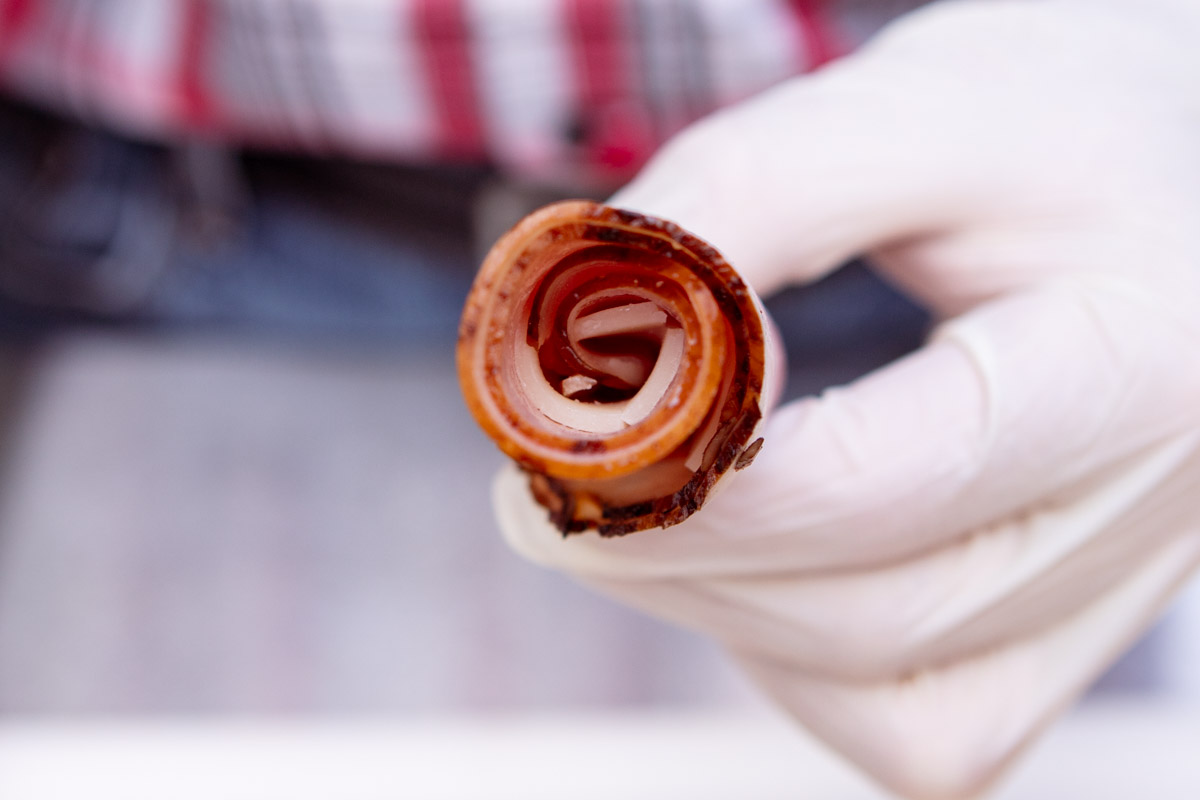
0, 0, 925, 179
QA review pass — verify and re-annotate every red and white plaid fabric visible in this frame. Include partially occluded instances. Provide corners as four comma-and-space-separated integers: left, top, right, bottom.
0, 0, 915, 179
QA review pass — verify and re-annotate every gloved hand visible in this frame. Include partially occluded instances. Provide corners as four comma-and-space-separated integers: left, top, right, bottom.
496, 1, 1200, 797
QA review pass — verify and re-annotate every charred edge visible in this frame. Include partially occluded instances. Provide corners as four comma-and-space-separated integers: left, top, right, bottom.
662, 476, 711, 527
734, 438, 765, 471
545, 407, 764, 538
592, 482, 701, 538
556, 494, 579, 537
711, 408, 762, 475
583, 224, 679, 261
588, 225, 632, 245
594, 459, 721, 537
610, 208, 643, 226
570, 439, 607, 454
528, 472, 585, 537
602, 205, 688, 243
459, 318, 478, 343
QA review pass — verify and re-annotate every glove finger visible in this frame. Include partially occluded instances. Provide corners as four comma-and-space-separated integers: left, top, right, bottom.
606, 52, 983, 298
730, 529, 1200, 800
500, 279, 1200, 577
607, 0, 1134, 301
552, 431, 1200, 682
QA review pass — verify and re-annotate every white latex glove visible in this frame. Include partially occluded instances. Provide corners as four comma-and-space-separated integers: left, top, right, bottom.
497, 1, 1200, 798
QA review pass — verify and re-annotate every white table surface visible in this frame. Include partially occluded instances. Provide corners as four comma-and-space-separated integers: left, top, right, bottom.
0, 700, 1196, 799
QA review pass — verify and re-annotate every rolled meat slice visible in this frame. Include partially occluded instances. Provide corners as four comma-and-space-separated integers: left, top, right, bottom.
457, 201, 783, 536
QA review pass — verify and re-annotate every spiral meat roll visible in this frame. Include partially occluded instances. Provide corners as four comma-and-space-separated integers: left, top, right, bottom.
458, 201, 781, 535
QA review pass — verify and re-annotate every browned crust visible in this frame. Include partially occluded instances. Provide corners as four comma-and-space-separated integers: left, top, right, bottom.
458, 201, 767, 535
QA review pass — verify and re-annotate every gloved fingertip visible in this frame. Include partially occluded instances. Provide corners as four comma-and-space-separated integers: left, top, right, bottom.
492, 464, 565, 567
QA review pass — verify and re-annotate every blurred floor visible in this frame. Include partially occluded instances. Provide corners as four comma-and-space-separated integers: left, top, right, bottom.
0, 335, 756, 714
2, 700, 1198, 800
